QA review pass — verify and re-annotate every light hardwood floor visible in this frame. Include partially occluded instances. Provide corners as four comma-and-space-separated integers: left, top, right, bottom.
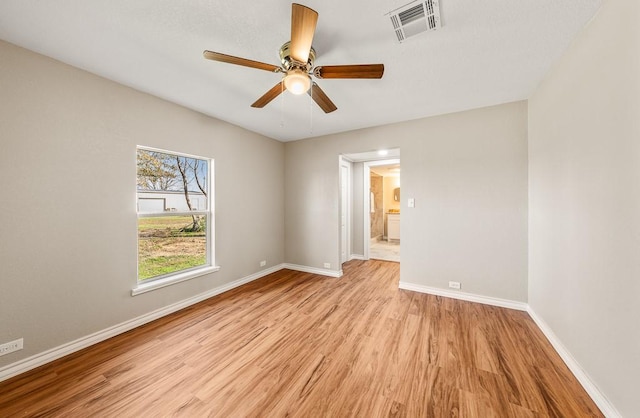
0, 260, 602, 417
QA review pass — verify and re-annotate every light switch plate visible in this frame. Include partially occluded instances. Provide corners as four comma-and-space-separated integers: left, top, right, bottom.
408, 198, 415, 208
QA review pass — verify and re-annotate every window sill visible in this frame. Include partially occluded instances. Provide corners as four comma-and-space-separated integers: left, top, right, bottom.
131, 265, 220, 296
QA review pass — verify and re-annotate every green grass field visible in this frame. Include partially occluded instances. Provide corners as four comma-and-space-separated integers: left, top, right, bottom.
138, 216, 206, 280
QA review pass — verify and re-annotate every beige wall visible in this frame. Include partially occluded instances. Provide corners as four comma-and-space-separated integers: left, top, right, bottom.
285, 101, 528, 301
0, 41, 285, 369
528, 0, 639, 415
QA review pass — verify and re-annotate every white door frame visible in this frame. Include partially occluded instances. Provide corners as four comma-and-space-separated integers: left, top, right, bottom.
363, 158, 400, 260
339, 157, 352, 265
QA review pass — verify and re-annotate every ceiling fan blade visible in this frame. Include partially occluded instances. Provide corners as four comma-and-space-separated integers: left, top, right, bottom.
203, 50, 281, 73
308, 82, 337, 113
251, 82, 285, 108
314, 64, 385, 79
290, 3, 318, 64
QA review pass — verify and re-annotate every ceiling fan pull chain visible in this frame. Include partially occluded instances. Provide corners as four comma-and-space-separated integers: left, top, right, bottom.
309, 82, 314, 134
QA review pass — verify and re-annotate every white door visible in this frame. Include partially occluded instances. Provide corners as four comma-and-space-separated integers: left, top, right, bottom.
340, 163, 349, 264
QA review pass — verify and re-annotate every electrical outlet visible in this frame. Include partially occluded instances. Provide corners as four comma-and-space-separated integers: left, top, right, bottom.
0, 338, 23, 356
259, 260, 266, 267
323, 262, 331, 269
448, 281, 461, 290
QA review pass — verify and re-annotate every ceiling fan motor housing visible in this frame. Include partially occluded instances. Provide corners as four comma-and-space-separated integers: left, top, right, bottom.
279, 41, 315, 72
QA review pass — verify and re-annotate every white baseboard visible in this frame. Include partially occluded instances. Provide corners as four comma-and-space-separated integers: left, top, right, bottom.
398, 281, 528, 311
526, 307, 621, 418
349, 254, 365, 261
282, 263, 343, 278
0, 264, 285, 383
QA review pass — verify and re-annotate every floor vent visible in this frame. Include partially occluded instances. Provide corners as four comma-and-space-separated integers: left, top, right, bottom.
387, 0, 441, 42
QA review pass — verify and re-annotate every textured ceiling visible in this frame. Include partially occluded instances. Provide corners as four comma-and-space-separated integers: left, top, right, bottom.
0, 0, 602, 142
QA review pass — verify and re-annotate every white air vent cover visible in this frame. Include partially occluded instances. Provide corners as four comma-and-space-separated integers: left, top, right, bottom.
388, 0, 441, 42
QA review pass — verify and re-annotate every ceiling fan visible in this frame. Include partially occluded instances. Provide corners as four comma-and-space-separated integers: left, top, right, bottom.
203, 3, 384, 113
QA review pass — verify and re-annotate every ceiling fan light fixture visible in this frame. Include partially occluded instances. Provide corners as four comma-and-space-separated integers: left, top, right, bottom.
284, 69, 311, 95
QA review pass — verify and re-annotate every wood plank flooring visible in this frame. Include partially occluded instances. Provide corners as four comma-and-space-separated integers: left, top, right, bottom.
0, 260, 602, 417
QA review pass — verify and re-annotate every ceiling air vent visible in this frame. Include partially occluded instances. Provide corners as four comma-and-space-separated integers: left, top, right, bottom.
387, 0, 441, 42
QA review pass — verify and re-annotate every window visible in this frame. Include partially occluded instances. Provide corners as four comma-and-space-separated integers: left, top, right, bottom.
133, 146, 217, 295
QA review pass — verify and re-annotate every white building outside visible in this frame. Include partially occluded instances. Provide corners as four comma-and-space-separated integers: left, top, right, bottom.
137, 190, 206, 213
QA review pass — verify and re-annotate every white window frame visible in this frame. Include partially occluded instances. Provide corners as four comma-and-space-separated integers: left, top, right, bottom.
132, 146, 219, 296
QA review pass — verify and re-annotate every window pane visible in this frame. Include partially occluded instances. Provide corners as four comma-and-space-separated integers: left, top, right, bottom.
137, 149, 208, 213
138, 215, 207, 280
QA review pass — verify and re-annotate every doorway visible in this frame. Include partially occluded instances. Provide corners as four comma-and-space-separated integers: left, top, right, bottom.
365, 159, 401, 262
341, 149, 401, 264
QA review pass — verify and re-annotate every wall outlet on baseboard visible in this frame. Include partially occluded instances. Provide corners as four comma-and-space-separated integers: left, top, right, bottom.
449, 281, 461, 290
0, 338, 23, 356
259, 260, 266, 267
323, 262, 331, 269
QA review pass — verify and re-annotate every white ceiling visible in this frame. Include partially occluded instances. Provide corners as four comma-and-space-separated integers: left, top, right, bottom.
0, 0, 602, 142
